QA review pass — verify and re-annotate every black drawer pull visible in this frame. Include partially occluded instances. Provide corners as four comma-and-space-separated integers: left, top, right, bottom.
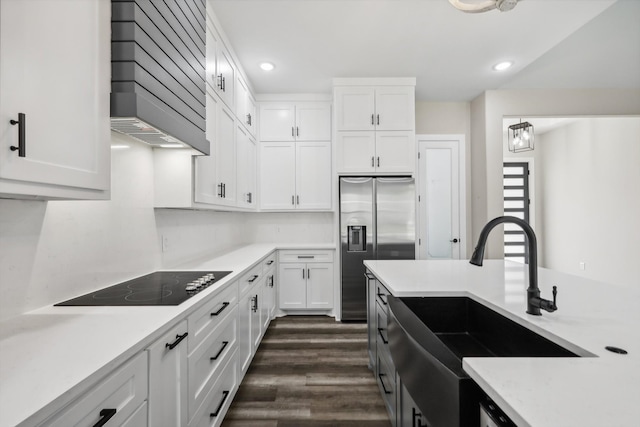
378, 373, 392, 395
376, 292, 388, 305
248, 274, 259, 283
297, 255, 314, 259
93, 408, 116, 427
211, 302, 230, 316
377, 328, 388, 344
165, 332, 188, 350
266, 260, 274, 265
210, 390, 230, 418
210, 341, 229, 361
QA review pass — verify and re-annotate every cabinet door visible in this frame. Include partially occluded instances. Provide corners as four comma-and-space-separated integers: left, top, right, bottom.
296, 142, 332, 210
235, 74, 249, 124
215, 105, 237, 206
295, 103, 332, 141
336, 131, 376, 173
194, 90, 219, 204
374, 86, 415, 131
205, 16, 219, 93
147, 320, 188, 427
237, 290, 253, 375
399, 382, 428, 427
251, 283, 262, 352
247, 95, 257, 137
375, 131, 415, 174
307, 263, 334, 309
235, 125, 256, 208
334, 87, 376, 131
259, 142, 296, 210
278, 263, 307, 309
215, 43, 235, 108
262, 272, 276, 331
259, 103, 296, 141
0, 0, 110, 197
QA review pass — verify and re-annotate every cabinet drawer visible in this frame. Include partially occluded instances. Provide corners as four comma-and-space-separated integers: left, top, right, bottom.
189, 348, 239, 427
262, 251, 276, 274
377, 350, 397, 423
375, 281, 391, 312
188, 305, 238, 421
279, 249, 334, 263
238, 263, 262, 296
42, 352, 148, 427
188, 280, 238, 353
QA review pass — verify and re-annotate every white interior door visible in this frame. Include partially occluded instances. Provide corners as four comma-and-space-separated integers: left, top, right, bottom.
417, 136, 466, 259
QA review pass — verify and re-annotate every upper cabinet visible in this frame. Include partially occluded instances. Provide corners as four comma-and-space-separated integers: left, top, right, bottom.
0, 0, 110, 200
334, 79, 416, 175
235, 75, 257, 137
260, 103, 331, 142
335, 86, 415, 131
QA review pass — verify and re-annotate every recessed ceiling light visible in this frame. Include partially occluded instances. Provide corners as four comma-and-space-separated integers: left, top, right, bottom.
260, 62, 275, 71
493, 61, 514, 71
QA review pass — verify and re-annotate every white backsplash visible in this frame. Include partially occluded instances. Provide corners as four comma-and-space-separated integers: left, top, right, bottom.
0, 134, 334, 321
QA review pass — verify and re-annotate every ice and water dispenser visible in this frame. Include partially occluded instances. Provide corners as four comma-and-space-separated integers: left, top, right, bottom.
347, 225, 366, 252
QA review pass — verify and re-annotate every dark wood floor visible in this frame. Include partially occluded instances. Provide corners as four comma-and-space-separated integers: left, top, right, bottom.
222, 316, 391, 427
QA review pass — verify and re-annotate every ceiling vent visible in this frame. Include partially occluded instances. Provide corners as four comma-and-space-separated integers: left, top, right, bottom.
111, 0, 208, 154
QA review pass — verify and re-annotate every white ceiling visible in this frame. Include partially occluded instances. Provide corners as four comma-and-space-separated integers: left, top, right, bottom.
209, 0, 640, 101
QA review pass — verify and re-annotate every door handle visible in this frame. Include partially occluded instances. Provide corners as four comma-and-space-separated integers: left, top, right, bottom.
377, 114, 380, 125
450, 238, 459, 243
371, 114, 375, 125
377, 157, 380, 167
165, 332, 188, 350
371, 156, 375, 167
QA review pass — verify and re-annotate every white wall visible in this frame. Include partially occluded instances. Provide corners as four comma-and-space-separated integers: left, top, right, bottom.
536, 117, 640, 288
0, 133, 334, 321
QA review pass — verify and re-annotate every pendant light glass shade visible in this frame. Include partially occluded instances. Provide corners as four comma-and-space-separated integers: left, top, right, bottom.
508, 121, 534, 153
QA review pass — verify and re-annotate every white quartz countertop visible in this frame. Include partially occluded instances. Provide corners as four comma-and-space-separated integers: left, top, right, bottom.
364, 259, 640, 427
0, 243, 335, 427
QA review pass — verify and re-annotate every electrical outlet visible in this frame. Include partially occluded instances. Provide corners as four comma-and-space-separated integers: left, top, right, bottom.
579, 262, 586, 271
162, 235, 169, 252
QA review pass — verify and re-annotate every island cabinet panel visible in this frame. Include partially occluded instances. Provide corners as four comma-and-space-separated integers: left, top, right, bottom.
40, 352, 148, 427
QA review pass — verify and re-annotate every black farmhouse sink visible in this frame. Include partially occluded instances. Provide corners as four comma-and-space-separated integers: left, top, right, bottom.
387, 296, 579, 427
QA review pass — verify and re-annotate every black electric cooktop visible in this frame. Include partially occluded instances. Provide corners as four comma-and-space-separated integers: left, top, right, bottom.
55, 271, 232, 306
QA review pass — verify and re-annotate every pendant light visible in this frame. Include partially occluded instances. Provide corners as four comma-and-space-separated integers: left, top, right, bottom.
508, 120, 535, 153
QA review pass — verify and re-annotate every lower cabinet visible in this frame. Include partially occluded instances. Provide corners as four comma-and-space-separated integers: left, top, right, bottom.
278, 250, 334, 311
238, 277, 263, 375
147, 320, 189, 427
40, 352, 148, 427
398, 381, 428, 427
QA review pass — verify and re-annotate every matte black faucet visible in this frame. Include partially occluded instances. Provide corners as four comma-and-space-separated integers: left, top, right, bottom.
469, 216, 557, 315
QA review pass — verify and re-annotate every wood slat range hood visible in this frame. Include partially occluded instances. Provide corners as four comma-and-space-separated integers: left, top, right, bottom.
110, 0, 209, 155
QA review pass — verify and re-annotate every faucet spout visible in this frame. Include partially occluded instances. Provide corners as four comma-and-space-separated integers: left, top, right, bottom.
469, 216, 556, 316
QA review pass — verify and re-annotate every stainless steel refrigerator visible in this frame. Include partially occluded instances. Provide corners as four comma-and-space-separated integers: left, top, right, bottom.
340, 177, 415, 321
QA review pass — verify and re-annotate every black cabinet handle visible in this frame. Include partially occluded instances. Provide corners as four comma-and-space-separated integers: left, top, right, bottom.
296, 195, 299, 205
93, 408, 116, 427
210, 341, 229, 361
296, 126, 299, 137
297, 255, 314, 259
165, 332, 188, 350
377, 328, 388, 344
371, 156, 375, 167
412, 407, 425, 427
222, 76, 226, 92
307, 268, 310, 279
9, 113, 26, 157
247, 192, 252, 203
377, 114, 380, 125
292, 126, 295, 137
266, 260, 274, 265
222, 183, 226, 198
376, 292, 388, 305
209, 390, 230, 418
248, 274, 259, 283
217, 74, 223, 90
292, 195, 295, 205
377, 157, 380, 167
247, 113, 252, 126
268, 275, 274, 287
211, 302, 230, 316
302, 268, 305, 279
371, 114, 375, 125
251, 295, 258, 312
378, 373, 392, 394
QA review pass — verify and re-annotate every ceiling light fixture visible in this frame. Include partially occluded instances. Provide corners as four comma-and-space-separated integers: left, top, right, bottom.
260, 62, 275, 71
493, 61, 514, 71
448, 0, 519, 13
508, 120, 535, 153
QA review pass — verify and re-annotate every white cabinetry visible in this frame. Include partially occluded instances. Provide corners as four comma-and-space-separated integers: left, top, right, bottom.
336, 131, 414, 174
335, 86, 414, 131
260, 141, 332, 210
147, 320, 189, 427
262, 253, 277, 329
237, 264, 264, 375
278, 250, 334, 311
334, 79, 415, 175
235, 75, 256, 137
0, 0, 110, 200
236, 125, 256, 208
259, 103, 331, 142
40, 353, 148, 427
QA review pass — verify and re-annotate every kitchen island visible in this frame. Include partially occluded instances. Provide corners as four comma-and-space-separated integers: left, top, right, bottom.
364, 259, 640, 427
